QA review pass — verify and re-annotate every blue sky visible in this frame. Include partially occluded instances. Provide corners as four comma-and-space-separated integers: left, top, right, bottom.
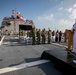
0, 0, 76, 32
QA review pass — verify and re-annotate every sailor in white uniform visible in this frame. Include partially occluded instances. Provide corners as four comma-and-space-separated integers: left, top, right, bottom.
72, 22, 76, 53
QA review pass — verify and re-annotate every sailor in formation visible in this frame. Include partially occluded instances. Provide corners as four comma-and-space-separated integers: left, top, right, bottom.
48, 29, 51, 44
31, 27, 36, 45
42, 28, 46, 44
36, 29, 41, 44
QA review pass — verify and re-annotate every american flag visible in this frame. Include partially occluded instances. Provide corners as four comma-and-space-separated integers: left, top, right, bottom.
12, 10, 25, 21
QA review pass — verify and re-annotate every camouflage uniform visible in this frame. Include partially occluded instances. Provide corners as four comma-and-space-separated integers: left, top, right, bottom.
52, 30, 55, 37
48, 29, 51, 44
42, 29, 46, 44
37, 29, 41, 44
31, 27, 36, 45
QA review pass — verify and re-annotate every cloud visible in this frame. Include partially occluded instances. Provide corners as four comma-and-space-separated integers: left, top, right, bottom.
67, 8, 73, 12
36, 2, 76, 32
59, 19, 68, 25
58, 19, 73, 29
37, 14, 54, 21
73, 3, 76, 8
58, 7, 63, 11
66, 3, 76, 20
70, 9, 76, 19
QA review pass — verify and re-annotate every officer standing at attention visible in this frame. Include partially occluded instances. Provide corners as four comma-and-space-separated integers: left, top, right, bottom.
48, 29, 52, 44
37, 29, 41, 44
31, 27, 36, 45
42, 28, 46, 44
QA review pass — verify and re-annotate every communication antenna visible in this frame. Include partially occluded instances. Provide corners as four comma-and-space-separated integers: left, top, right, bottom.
14, 8, 17, 35
15, 8, 16, 12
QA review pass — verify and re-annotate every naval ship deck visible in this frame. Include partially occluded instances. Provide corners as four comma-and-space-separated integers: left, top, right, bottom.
0, 35, 75, 75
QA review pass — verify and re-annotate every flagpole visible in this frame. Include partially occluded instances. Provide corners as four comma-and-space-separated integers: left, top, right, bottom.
12, 10, 16, 35
14, 8, 17, 35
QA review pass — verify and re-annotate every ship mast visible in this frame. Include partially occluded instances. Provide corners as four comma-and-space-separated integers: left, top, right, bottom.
12, 10, 16, 35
